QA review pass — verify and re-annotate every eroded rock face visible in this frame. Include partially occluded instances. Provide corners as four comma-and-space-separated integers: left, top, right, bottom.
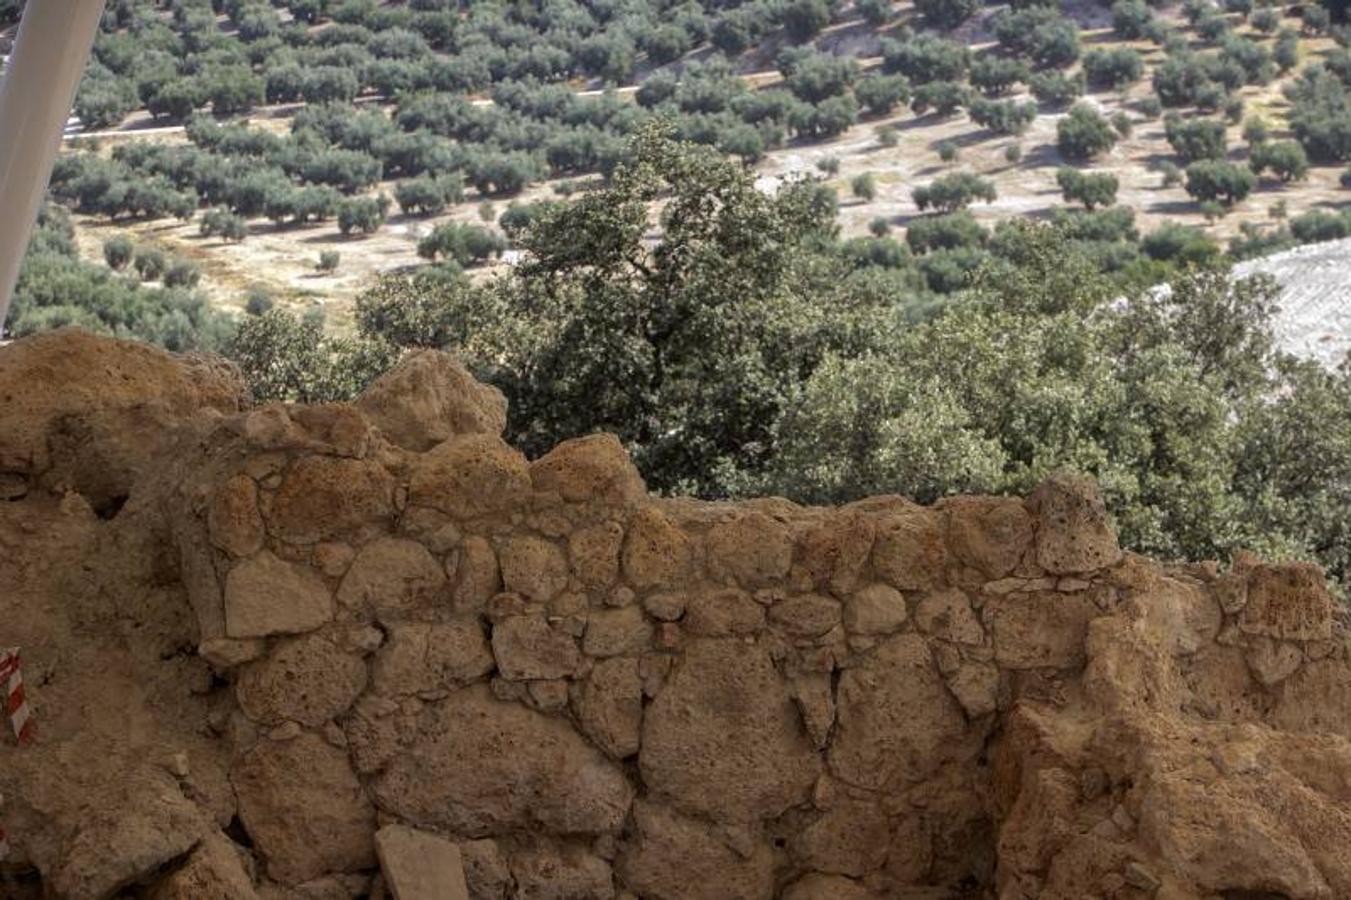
8, 331, 1351, 900
372, 685, 633, 835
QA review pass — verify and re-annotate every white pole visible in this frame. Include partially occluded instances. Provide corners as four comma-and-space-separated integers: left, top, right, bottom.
0, 0, 107, 330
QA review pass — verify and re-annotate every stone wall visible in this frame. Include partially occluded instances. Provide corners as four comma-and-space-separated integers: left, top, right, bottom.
2, 330, 1351, 900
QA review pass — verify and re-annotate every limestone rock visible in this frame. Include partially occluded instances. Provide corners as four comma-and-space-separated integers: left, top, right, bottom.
569, 522, 624, 590
452, 535, 500, 612
640, 638, 820, 822
842, 583, 908, 635
461, 840, 512, 900
493, 615, 580, 680
357, 351, 507, 451
225, 550, 333, 639
946, 662, 1000, 719
1137, 576, 1222, 656
1241, 562, 1333, 641
373, 620, 495, 695
983, 590, 1101, 670
872, 508, 947, 591
498, 536, 569, 604
237, 633, 368, 726
769, 593, 842, 638
913, 589, 983, 645
1246, 636, 1304, 687
409, 434, 531, 519
684, 588, 765, 636
796, 512, 875, 596
583, 606, 653, 657
266, 455, 396, 544
510, 841, 614, 900
621, 506, 691, 590
1027, 472, 1122, 574
233, 734, 377, 886
530, 433, 645, 504
374, 824, 470, 900
373, 685, 633, 835
705, 512, 793, 587
149, 831, 259, 900
791, 794, 890, 878
335, 537, 446, 612
829, 633, 969, 791
617, 801, 776, 900
577, 657, 643, 759
209, 474, 265, 558
942, 495, 1034, 579
790, 673, 836, 749
1270, 660, 1351, 737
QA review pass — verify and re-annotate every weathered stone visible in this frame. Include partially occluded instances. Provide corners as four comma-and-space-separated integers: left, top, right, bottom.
52, 778, 212, 900
397, 506, 461, 554
872, 508, 947, 591
209, 474, 265, 558
312, 542, 355, 577
336, 537, 446, 612
1246, 636, 1304, 687
1137, 576, 1222, 656
983, 591, 1102, 670
1241, 562, 1333, 641
492, 615, 580, 680
1027, 472, 1122, 574
530, 432, 644, 504
452, 536, 500, 612
577, 657, 643, 759
643, 591, 686, 622
237, 633, 367, 727
224, 550, 333, 639
199, 637, 266, 669
584, 606, 653, 657
266, 455, 396, 544
769, 593, 842, 638
947, 662, 1000, 718
510, 841, 614, 900
617, 801, 776, 900
780, 874, 874, 900
373, 685, 633, 835
914, 589, 984, 645
791, 794, 890, 878
374, 824, 470, 900
148, 831, 259, 900
357, 350, 507, 452
1213, 572, 1248, 615
829, 633, 969, 791
684, 588, 765, 636
569, 522, 624, 590
233, 733, 376, 886
842, 583, 908, 635
460, 840, 511, 900
373, 621, 494, 695
288, 404, 371, 458
943, 495, 1034, 579
796, 512, 876, 596
641, 639, 820, 822
498, 536, 569, 603
1270, 660, 1351, 737
408, 434, 531, 519
705, 512, 793, 587
790, 673, 835, 749
621, 506, 691, 590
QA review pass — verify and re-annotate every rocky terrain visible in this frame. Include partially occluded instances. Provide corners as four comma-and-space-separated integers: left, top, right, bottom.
1236, 236, 1351, 369
1, 328, 1350, 900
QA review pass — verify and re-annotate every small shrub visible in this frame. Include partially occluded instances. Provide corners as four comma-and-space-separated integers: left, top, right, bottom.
816, 156, 841, 175
164, 258, 202, 288
937, 140, 958, 162
133, 249, 167, 281
852, 172, 878, 201
103, 236, 134, 270
318, 250, 341, 272
869, 216, 891, 236
1005, 143, 1023, 163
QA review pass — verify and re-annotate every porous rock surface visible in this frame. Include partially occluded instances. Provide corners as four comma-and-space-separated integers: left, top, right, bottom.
2, 331, 1351, 900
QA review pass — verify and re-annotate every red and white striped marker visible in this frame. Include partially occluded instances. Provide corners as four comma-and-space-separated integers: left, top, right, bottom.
0, 647, 33, 744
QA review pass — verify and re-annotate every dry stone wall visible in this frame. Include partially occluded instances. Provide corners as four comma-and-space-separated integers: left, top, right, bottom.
2, 331, 1351, 900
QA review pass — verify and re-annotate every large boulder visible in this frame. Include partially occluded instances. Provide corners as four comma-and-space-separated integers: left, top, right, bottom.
372, 685, 633, 835
357, 351, 507, 452
640, 638, 820, 823
1027, 472, 1122, 574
